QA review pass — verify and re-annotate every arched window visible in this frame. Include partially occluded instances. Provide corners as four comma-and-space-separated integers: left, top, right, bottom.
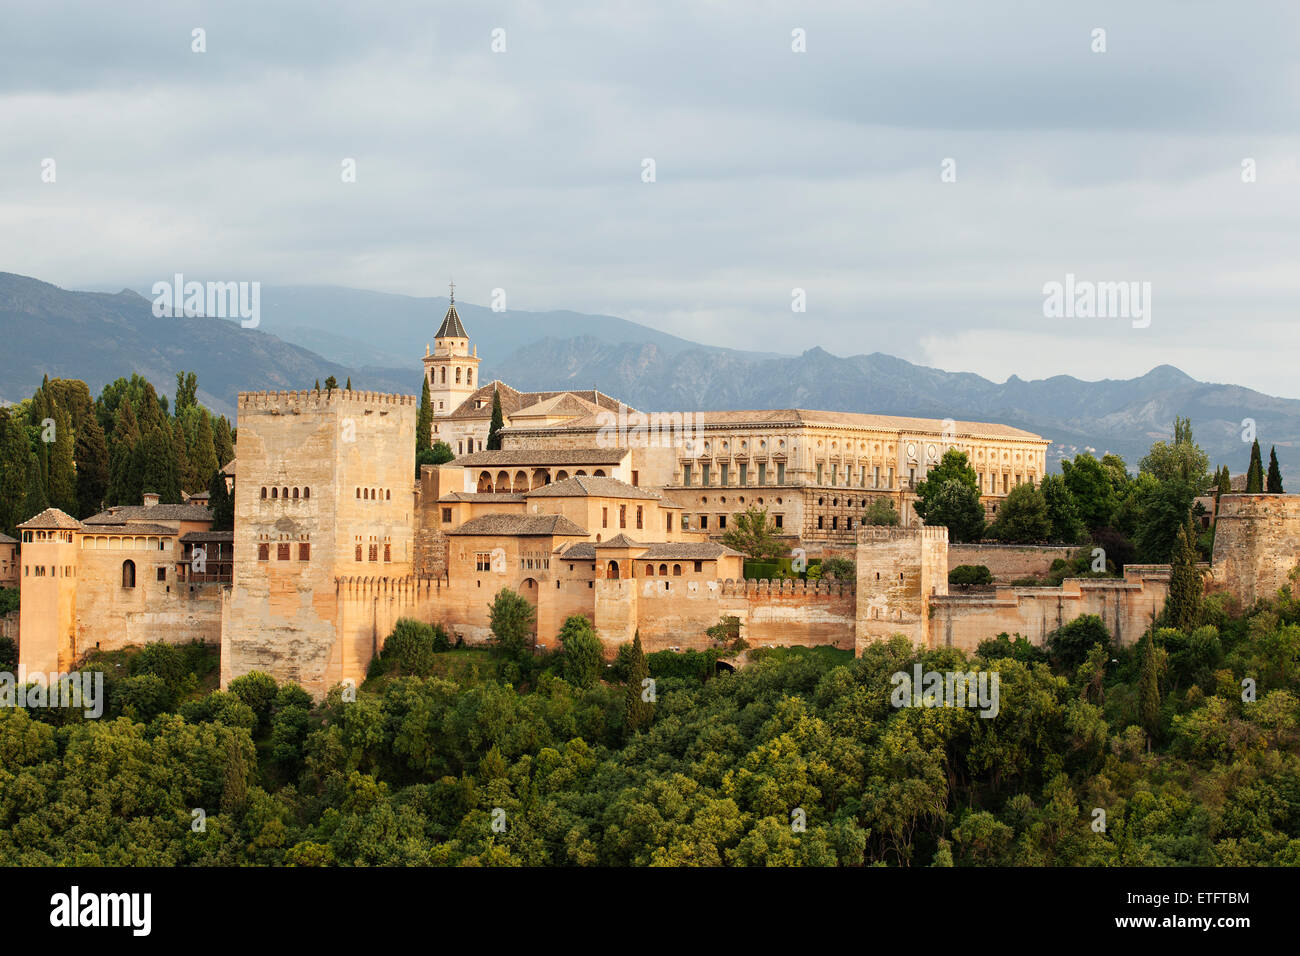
455, 367, 462, 384
467, 369, 473, 385
659, 564, 668, 576
386, 489, 391, 500
594, 469, 606, 477
441, 367, 446, 384
271, 487, 278, 499
261, 487, 267, 499
606, 560, 619, 579
356, 487, 361, 498
121, 560, 136, 588
673, 564, 682, 576
281, 488, 288, 499
646, 564, 655, 576
304, 487, 310, 499
292, 487, 299, 499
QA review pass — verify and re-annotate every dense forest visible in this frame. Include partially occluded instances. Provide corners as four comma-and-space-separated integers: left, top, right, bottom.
0, 569, 1296, 866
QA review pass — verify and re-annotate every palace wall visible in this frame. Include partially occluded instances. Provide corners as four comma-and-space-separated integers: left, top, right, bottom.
947, 543, 1077, 580
1210, 494, 1300, 605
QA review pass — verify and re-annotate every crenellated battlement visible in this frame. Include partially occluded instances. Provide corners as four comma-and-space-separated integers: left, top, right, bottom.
238, 389, 417, 413
719, 578, 855, 598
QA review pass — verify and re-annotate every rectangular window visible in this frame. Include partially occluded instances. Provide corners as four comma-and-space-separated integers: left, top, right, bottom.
701, 463, 711, 486
631, 470, 639, 486
156, 567, 166, 581
602, 507, 608, 528
1003, 474, 1009, 493
368, 544, 378, 562
476, 552, 492, 572
888, 467, 895, 488
384, 543, 391, 562
278, 543, 290, 561
775, 514, 783, 529
909, 467, 916, 488
700, 515, 709, 530
666, 512, 673, 532
758, 462, 767, 484
299, 543, 310, 561
442, 507, 452, 522
355, 544, 363, 562
683, 463, 692, 486
694, 560, 703, 573
620, 505, 627, 528
816, 463, 823, 484
258, 544, 269, 561
636, 506, 643, 530
719, 515, 727, 530
739, 463, 748, 485
720, 463, 729, 485
777, 462, 785, 484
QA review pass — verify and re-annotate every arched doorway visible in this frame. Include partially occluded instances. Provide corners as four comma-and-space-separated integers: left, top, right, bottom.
477, 471, 493, 493
606, 560, 619, 580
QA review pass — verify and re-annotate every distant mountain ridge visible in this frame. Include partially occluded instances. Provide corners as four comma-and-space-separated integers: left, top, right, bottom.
2, 272, 1296, 482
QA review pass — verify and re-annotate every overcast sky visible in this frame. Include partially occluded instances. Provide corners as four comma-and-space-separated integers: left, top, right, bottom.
4, 1, 1300, 396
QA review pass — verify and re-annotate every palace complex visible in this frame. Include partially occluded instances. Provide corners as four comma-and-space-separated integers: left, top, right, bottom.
9, 296, 1296, 696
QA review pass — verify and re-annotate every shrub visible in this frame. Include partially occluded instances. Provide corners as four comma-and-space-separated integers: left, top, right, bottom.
949, 564, 993, 587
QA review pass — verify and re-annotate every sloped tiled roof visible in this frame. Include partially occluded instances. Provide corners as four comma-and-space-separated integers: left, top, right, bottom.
512, 407, 1045, 442
454, 448, 628, 467
181, 530, 234, 543
437, 492, 526, 503
636, 542, 745, 560
524, 475, 662, 500
84, 503, 213, 525
0, 532, 18, 544
559, 543, 597, 560
82, 522, 179, 536
446, 514, 589, 537
17, 508, 82, 530
446, 381, 634, 422
436, 302, 467, 339
510, 393, 605, 420
595, 534, 643, 549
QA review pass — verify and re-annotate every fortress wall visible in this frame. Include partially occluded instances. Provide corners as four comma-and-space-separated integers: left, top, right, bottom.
948, 543, 1076, 580
1211, 494, 1300, 605
929, 566, 1170, 654
855, 525, 947, 654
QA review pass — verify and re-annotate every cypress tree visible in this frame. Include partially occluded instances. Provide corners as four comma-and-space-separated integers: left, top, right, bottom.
487, 387, 505, 450
46, 402, 77, 515
1267, 447, 1284, 493
187, 413, 220, 494
213, 416, 234, 468
74, 404, 109, 518
23, 454, 48, 519
313, 379, 320, 392
1138, 630, 1161, 750
345, 376, 352, 391
624, 632, 654, 734
1164, 512, 1203, 633
417, 377, 433, 455
0, 410, 32, 535
1216, 465, 1231, 497
208, 469, 234, 531
107, 400, 141, 505
1246, 439, 1264, 492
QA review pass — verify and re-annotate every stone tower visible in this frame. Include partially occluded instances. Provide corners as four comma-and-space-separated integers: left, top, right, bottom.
221, 388, 416, 696
854, 525, 948, 653
16, 508, 81, 675
422, 281, 480, 419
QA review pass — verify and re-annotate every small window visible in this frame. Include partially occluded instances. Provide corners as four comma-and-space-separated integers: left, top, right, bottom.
442, 508, 453, 522
384, 543, 391, 562
258, 544, 269, 561
355, 544, 363, 562
299, 543, 310, 561
369, 544, 378, 562
693, 560, 703, 573
271, 487, 278, 499
278, 543, 290, 561
156, 567, 166, 582
304, 487, 310, 499
261, 487, 267, 499
122, 560, 136, 588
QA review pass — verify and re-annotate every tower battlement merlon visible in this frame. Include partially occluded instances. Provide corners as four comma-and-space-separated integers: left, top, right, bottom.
237, 389, 418, 412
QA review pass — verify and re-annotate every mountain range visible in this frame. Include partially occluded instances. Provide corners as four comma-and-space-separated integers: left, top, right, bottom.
0, 271, 1294, 482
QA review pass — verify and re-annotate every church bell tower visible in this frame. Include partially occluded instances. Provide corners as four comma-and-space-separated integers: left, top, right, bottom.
423, 280, 480, 418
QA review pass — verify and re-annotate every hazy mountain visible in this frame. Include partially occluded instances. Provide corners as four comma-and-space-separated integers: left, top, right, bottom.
2, 272, 1296, 482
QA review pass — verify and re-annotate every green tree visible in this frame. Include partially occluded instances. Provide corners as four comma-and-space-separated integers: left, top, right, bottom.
488, 588, 535, 659
624, 632, 654, 734
1138, 630, 1163, 747
720, 505, 787, 560
1165, 514, 1203, 632
558, 615, 603, 689
486, 387, 505, 450
1038, 474, 1083, 543
416, 377, 433, 455
1061, 453, 1115, 531
1215, 465, 1231, 498
912, 449, 979, 522
45, 401, 78, 515
1047, 614, 1111, 673
186, 412, 220, 495
863, 498, 900, 526
106, 399, 142, 505
208, 470, 233, 531
0, 409, 32, 535
986, 482, 1050, 543
345, 377, 352, 391
919, 479, 985, 543
1267, 447, 1284, 493
1245, 439, 1264, 493
213, 416, 235, 468
324, 376, 338, 394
